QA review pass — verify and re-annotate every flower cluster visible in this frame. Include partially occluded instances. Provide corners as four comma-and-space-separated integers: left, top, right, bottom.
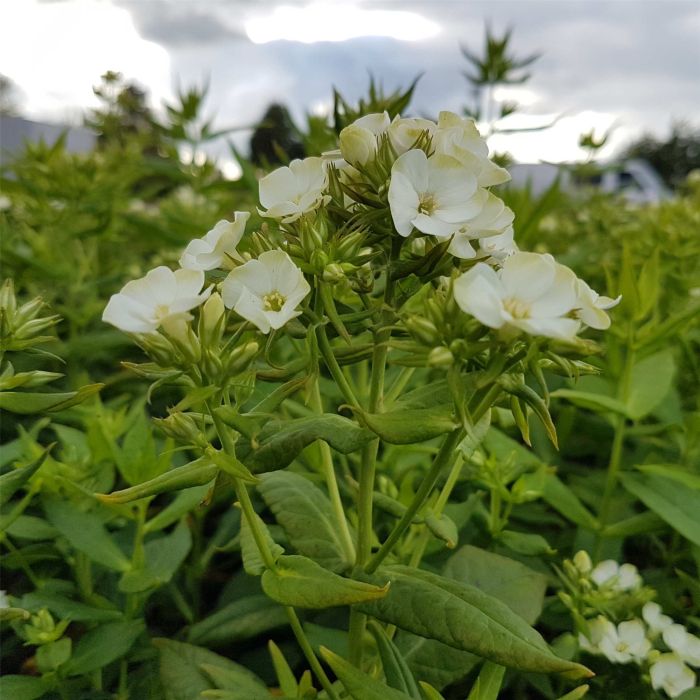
103, 110, 617, 351
562, 551, 699, 698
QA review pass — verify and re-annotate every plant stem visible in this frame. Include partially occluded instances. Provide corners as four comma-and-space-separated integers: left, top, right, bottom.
366, 428, 463, 574
310, 378, 356, 563
316, 325, 360, 409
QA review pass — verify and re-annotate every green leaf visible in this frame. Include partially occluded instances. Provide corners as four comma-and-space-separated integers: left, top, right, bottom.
397, 636, 479, 691
240, 509, 285, 576
556, 686, 590, 700
119, 521, 192, 592
5, 514, 58, 540
601, 511, 666, 538
466, 662, 506, 700
199, 662, 269, 695
144, 483, 211, 533
268, 640, 298, 697
368, 620, 421, 699
550, 389, 628, 417
540, 474, 598, 530
355, 405, 458, 444
246, 414, 373, 472
116, 410, 168, 486
154, 638, 267, 700
626, 350, 675, 420
357, 566, 589, 676
636, 464, 700, 490
258, 471, 353, 572
36, 638, 72, 673
19, 590, 122, 623
620, 472, 700, 546
98, 457, 217, 504
320, 647, 414, 700
425, 513, 459, 550
443, 545, 548, 625
0, 676, 48, 700
419, 682, 447, 700
0, 383, 102, 414
499, 530, 556, 556
44, 499, 130, 571
0, 446, 51, 506
187, 594, 287, 646
65, 620, 144, 675
261, 555, 389, 609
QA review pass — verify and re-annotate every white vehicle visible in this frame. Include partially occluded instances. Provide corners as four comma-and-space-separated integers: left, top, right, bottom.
506, 159, 671, 203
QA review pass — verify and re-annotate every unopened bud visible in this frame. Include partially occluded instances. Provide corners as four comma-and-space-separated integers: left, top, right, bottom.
573, 550, 592, 574
15, 297, 46, 326
428, 346, 454, 368
425, 298, 445, 328
15, 315, 59, 340
335, 230, 366, 260
226, 340, 259, 375
154, 412, 206, 446
310, 249, 330, 274
323, 263, 345, 283
0, 279, 17, 315
405, 316, 439, 345
200, 292, 225, 347
162, 317, 201, 364
339, 124, 376, 166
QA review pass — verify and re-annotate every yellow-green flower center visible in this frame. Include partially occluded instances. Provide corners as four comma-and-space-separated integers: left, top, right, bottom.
418, 193, 436, 215
504, 297, 530, 319
263, 291, 286, 312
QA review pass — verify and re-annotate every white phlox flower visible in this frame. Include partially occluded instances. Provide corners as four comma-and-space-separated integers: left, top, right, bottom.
387, 115, 436, 156
259, 157, 329, 223
452, 252, 581, 341
597, 619, 652, 664
443, 190, 515, 259
338, 112, 391, 166
222, 250, 310, 334
663, 624, 700, 667
574, 279, 621, 330
579, 615, 616, 654
650, 653, 697, 698
179, 212, 250, 271
433, 111, 510, 187
103, 267, 210, 334
476, 225, 518, 261
591, 560, 642, 591
388, 149, 482, 237
643, 602, 674, 636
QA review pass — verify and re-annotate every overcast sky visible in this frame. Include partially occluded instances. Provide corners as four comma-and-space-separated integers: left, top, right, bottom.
2, 0, 699, 166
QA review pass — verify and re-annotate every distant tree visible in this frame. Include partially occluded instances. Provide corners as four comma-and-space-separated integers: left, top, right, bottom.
622, 122, 700, 189
250, 103, 305, 167
0, 73, 22, 116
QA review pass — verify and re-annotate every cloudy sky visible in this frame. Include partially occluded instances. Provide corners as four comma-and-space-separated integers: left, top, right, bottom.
2, 0, 699, 166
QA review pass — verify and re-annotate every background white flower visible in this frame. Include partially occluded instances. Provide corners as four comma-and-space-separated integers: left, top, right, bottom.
388, 115, 436, 156
650, 653, 697, 697
222, 250, 310, 334
591, 560, 642, 591
574, 279, 621, 330
259, 157, 329, 223
388, 149, 482, 237
597, 619, 652, 664
476, 225, 518, 261
103, 267, 210, 334
579, 615, 616, 654
434, 111, 510, 186
664, 624, 700, 667
643, 602, 674, 636
453, 252, 580, 340
179, 212, 250, 271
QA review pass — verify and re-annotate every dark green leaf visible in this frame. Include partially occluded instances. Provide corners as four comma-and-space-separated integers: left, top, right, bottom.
65, 620, 144, 675
368, 620, 421, 699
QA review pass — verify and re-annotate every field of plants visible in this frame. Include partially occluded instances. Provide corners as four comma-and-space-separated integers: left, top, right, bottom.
1, 75, 699, 700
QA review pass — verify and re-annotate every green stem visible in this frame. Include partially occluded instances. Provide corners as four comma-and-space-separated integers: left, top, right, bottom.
285, 607, 339, 700
316, 325, 360, 409
366, 428, 463, 574
310, 378, 356, 563
384, 367, 415, 407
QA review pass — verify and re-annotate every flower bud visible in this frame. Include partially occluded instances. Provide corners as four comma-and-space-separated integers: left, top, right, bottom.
323, 263, 345, 283
15, 297, 46, 326
200, 292, 225, 347
0, 279, 17, 316
226, 340, 259, 375
154, 412, 206, 446
428, 346, 454, 368
335, 230, 366, 260
310, 249, 330, 274
339, 124, 376, 166
14, 316, 59, 340
573, 550, 592, 574
405, 316, 440, 345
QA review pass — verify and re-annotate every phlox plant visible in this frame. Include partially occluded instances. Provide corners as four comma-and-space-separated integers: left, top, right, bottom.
95, 110, 621, 698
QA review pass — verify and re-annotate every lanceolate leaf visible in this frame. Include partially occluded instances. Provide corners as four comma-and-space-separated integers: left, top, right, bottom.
620, 472, 700, 546
320, 647, 414, 700
258, 471, 353, 572
355, 405, 458, 444
0, 445, 51, 506
626, 349, 675, 420
368, 620, 421, 698
261, 555, 389, 609
357, 566, 590, 676
0, 383, 102, 414
65, 620, 144, 675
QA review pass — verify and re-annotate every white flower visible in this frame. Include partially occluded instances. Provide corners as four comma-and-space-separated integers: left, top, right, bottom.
444, 190, 515, 259
476, 225, 518, 261
222, 250, 310, 334
664, 625, 700, 667
103, 267, 210, 334
574, 279, 621, 330
453, 252, 581, 340
179, 213, 250, 271
650, 653, 697, 698
643, 602, 674, 636
338, 112, 391, 166
259, 157, 329, 223
0, 590, 9, 608
579, 615, 616, 654
387, 115, 436, 156
388, 149, 482, 237
591, 560, 641, 591
598, 619, 652, 664
433, 111, 510, 187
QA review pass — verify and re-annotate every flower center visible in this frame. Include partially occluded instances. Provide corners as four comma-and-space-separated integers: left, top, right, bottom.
418, 192, 436, 215
263, 291, 286, 312
503, 297, 530, 319
155, 304, 171, 320
616, 641, 629, 653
